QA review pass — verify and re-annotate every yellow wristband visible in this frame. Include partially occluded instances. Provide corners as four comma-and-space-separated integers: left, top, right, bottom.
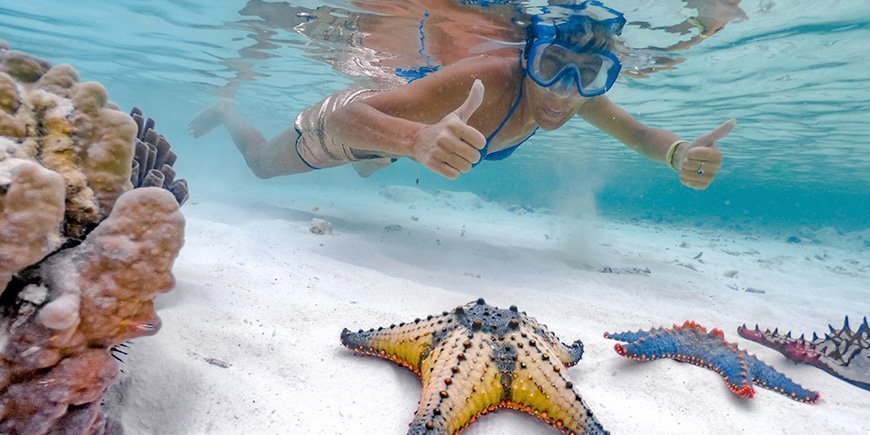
666, 140, 689, 172
687, 18, 712, 39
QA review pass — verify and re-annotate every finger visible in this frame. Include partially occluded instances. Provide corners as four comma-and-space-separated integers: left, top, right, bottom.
434, 161, 460, 180
451, 122, 487, 150
452, 79, 485, 123
696, 119, 736, 146
680, 160, 722, 175
426, 161, 459, 180
681, 170, 718, 184
681, 169, 720, 181
440, 134, 482, 164
681, 161, 720, 176
679, 174, 710, 190
438, 148, 473, 173
685, 145, 723, 163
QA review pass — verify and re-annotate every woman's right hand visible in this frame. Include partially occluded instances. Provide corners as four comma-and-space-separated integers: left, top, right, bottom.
410, 79, 487, 179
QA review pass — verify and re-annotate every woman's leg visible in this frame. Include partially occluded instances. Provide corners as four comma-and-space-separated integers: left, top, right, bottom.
189, 100, 313, 178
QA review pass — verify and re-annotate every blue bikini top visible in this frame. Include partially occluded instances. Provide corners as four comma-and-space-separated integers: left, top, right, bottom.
398, 30, 537, 166
475, 68, 538, 165
396, 14, 538, 166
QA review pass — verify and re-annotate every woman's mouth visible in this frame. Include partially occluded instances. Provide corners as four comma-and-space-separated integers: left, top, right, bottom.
543, 107, 565, 118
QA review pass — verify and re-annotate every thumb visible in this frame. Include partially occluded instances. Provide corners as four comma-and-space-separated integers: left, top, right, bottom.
452, 79, 485, 123
696, 119, 736, 146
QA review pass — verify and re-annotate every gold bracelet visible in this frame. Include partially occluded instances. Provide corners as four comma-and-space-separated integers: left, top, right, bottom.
666, 140, 689, 172
687, 18, 712, 39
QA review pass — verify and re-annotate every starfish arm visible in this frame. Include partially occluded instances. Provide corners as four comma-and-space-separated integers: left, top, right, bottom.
700, 342, 755, 398
603, 327, 667, 345
746, 355, 820, 403
822, 348, 870, 391
342, 300, 609, 434
738, 318, 869, 392
826, 354, 869, 391
737, 324, 792, 356
409, 327, 504, 434
509, 334, 608, 435
341, 311, 458, 374
609, 322, 756, 399
523, 317, 586, 367
557, 339, 586, 367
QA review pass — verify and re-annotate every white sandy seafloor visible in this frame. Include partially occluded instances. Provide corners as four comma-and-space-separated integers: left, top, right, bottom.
103, 180, 869, 435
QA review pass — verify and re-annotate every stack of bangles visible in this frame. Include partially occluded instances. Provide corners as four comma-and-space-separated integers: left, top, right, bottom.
666, 139, 689, 171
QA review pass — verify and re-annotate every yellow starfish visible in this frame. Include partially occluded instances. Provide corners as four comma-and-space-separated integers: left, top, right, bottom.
341, 299, 607, 434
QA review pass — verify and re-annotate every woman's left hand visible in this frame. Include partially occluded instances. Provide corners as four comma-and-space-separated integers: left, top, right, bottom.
676, 119, 736, 190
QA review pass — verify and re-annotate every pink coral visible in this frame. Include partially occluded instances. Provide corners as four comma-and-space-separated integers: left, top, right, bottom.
0, 42, 186, 433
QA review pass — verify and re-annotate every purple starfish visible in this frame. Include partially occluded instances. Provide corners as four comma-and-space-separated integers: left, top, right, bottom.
605, 320, 819, 403
738, 316, 869, 392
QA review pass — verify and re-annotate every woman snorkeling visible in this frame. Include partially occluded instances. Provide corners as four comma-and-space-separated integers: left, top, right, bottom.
190, 1, 734, 190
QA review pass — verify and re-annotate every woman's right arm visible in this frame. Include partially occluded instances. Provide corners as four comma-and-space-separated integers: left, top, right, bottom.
324, 95, 427, 158
324, 57, 508, 178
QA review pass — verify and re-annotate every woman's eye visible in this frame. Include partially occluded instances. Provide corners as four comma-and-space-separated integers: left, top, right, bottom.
540, 56, 561, 74
580, 68, 598, 84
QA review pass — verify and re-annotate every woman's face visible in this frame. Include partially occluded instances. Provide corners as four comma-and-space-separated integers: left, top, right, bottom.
523, 75, 589, 130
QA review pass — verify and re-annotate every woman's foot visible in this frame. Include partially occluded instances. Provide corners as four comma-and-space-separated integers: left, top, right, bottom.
188, 98, 233, 138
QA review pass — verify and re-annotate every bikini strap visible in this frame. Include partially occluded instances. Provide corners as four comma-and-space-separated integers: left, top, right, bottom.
475, 73, 526, 166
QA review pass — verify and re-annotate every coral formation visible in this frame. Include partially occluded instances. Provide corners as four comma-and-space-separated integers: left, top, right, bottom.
738, 317, 869, 392
341, 298, 607, 435
129, 107, 189, 205
605, 321, 819, 403
1, 42, 186, 433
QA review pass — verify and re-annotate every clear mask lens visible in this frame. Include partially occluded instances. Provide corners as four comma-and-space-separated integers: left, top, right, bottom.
545, 74, 576, 97
529, 43, 619, 97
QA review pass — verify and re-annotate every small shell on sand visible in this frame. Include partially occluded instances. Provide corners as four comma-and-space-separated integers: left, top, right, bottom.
309, 218, 333, 235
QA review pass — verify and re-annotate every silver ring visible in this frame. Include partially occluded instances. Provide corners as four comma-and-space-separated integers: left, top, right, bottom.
696, 161, 705, 175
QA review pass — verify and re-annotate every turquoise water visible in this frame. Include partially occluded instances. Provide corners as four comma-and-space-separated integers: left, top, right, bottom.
2, 0, 868, 232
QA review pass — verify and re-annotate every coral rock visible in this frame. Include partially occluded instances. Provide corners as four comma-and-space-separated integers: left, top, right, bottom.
0, 350, 118, 434
0, 53, 137, 239
0, 159, 65, 289
0, 42, 187, 434
129, 107, 189, 205
0, 49, 51, 83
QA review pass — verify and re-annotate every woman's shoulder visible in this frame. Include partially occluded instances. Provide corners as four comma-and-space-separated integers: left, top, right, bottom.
362, 50, 520, 122
446, 50, 521, 79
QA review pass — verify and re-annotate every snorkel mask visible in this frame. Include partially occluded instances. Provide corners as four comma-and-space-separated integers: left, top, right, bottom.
526, 1, 625, 98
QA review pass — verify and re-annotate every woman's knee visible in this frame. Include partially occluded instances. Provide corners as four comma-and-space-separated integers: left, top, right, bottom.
246, 149, 312, 178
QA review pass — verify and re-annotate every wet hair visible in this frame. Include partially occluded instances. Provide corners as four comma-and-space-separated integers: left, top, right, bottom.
526, 15, 619, 54
523, 2, 624, 57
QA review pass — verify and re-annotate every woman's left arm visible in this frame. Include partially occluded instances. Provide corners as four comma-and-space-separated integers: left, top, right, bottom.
577, 95, 735, 190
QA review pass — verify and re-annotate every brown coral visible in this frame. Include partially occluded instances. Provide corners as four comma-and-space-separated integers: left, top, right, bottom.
0, 42, 187, 434
0, 160, 65, 290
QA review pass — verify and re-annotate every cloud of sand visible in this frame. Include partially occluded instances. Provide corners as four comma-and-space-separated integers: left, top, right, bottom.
546, 148, 614, 270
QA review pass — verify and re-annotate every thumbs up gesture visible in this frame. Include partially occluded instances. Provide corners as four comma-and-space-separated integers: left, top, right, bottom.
410, 79, 488, 179
674, 119, 736, 190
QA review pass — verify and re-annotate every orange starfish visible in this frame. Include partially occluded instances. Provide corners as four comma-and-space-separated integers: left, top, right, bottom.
341, 299, 607, 434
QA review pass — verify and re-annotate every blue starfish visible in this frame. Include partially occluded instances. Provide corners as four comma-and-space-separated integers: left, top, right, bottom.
605, 321, 819, 403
